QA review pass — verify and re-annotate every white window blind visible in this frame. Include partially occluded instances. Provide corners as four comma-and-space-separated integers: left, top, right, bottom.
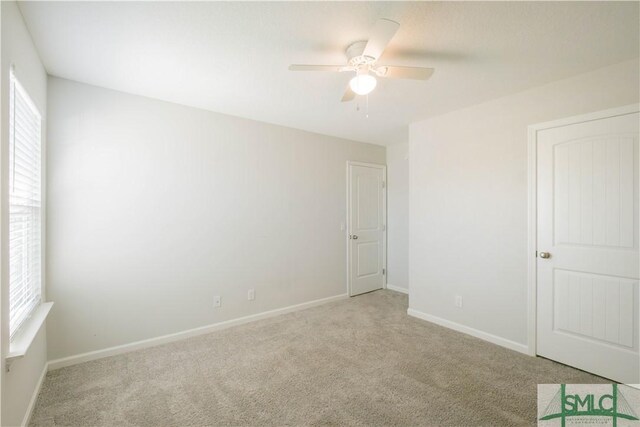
9, 71, 42, 339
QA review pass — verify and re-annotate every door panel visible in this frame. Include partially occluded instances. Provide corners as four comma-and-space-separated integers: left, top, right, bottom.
349, 163, 385, 296
357, 173, 381, 230
553, 269, 637, 348
554, 137, 635, 248
357, 242, 380, 277
537, 112, 639, 383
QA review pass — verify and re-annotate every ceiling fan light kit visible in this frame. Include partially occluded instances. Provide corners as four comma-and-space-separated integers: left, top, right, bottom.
289, 18, 435, 103
349, 73, 377, 96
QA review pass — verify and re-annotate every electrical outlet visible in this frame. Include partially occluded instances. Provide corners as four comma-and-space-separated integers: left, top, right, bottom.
213, 296, 221, 308
248, 289, 255, 301
454, 295, 463, 308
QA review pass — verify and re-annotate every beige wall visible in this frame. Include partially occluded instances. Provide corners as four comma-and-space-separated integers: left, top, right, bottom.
1, 1, 49, 426
408, 59, 640, 348
386, 143, 409, 291
46, 77, 385, 361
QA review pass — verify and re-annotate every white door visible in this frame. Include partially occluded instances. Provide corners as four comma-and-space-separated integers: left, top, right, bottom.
537, 110, 639, 383
348, 162, 386, 296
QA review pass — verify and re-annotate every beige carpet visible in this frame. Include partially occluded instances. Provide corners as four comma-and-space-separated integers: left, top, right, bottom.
30, 290, 606, 426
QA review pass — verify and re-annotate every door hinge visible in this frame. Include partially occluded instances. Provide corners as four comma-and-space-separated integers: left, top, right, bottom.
382, 224, 386, 231
382, 268, 386, 275
382, 181, 386, 188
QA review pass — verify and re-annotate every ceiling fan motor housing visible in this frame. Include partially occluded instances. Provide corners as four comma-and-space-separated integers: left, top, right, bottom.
346, 41, 376, 67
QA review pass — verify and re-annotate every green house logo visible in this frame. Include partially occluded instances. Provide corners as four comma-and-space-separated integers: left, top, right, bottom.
539, 384, 638, 426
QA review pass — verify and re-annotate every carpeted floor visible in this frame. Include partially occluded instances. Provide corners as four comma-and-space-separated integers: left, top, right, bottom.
30, 290, 607, 426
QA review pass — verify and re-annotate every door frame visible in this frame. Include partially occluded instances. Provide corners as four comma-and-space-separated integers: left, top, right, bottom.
526, 103, 640, 357
346, 161, 387, 297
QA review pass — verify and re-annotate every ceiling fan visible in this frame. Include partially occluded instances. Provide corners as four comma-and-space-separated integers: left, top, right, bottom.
288, 18, 434, 102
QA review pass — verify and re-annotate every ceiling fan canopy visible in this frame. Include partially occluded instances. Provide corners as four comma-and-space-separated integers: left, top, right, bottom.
288, 18, 435, 102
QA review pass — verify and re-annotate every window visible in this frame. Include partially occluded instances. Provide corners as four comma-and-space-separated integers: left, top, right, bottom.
9, 71, 42, 339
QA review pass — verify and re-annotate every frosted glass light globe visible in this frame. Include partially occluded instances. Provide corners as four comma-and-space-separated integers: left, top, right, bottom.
349, 74, 377, 95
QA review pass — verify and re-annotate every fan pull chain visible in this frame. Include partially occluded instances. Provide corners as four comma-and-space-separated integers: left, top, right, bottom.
366, 94, 369, 119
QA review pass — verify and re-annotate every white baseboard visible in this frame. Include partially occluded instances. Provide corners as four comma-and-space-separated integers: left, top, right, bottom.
21, 361, 48, 427
386, 284, 408, 294
407, 308, 529, 355
49, 293, 348, 371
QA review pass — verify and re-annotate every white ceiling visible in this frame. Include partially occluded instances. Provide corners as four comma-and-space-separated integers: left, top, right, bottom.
18, 1, 639, 146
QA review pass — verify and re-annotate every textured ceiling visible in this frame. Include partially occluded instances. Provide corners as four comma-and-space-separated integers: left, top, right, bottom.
18, 1, 640, 145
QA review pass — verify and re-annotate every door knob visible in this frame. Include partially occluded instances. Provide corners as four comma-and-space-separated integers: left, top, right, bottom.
539, 252, 551, 259
352, 235, 358, 240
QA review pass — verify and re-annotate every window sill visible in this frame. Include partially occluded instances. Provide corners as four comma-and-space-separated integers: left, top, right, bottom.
7, 302, 54, 363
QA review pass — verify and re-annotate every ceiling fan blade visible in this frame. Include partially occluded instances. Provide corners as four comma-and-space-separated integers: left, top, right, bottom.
288, 65, 346, 72
341, 85, 355, 102
377, 66, 434, 80
362, 19, 400, 61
